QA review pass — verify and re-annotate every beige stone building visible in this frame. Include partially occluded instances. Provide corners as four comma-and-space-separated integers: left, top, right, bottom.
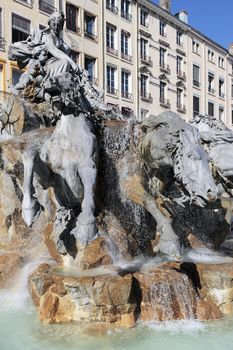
1, 0, 233, 126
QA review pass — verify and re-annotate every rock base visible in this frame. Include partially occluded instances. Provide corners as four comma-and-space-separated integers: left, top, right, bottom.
28, 261, 233, 326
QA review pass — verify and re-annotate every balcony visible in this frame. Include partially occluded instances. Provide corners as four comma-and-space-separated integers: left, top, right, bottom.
208, 88, 215, 95
140, 91, 153, 103
177, 103, 186, 114
0, 37, 6, 51
121, 12, 132, 21
121, 91, 132, 100
107, 86, 119, 96
219, 92, 225, 99
177, 70, 186, 81
193, 80, 200, 88
160, 62, 170, 74
84, 31, 97, 41
121, 52, 132, 62
39, 0, 56, 14
140, 54, 152, 66
160, 97, 171, 108
106, 46, 118, 56
106, 1, 119, 14
160, 32, 167, 38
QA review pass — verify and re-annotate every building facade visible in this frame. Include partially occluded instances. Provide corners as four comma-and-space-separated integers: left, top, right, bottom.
1, 0, 233, 127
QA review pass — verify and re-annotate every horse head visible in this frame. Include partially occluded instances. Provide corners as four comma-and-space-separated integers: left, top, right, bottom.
174, 128, 218, 207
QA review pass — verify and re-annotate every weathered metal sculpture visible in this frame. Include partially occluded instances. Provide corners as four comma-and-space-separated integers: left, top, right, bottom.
6, 11, 119, 250
1, 11, 233, 264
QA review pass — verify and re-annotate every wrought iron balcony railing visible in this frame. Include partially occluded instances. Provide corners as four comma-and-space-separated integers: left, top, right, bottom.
121, 52, 132, 61
106, 2, 119, 14
106, 46, 118, 56
107, 86, 118, 96
121, 91, 132, 100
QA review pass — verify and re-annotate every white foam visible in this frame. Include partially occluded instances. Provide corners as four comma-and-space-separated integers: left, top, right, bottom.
183, 248, 233, 264
0, 256, 50, 310
144, 319, 207, 334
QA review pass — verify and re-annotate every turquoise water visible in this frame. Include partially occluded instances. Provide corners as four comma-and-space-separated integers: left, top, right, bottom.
1, 307, 233, 350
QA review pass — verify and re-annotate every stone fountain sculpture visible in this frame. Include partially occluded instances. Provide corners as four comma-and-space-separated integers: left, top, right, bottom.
2, 10, 233, 327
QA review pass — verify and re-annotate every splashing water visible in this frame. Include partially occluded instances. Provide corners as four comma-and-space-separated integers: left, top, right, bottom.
0, 255, 51, 311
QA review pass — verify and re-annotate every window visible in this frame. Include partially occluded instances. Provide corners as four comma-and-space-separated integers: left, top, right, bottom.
140, 9, 148, 27
177, 88, 182, 108
39, 0, 55, 15
12, 69, 23, 85
232, 110, 233, 125
208, 101, 214, 117
85, 56, 96, 82
160, 81, 166, 103
208, 49, 214, 63
140, 109, 148, 121
219, 79, 224, 98
121, 0, 131, 21
106, 24, 117, 55
121, 31, 131, 60
192, 40, 200, 54
140, 38, 148, 60
208, 73, 215, 94
218, 56, 224, 68
121, 70, 131, 99
176, 56, 182, 75
70, 50, 79, 64
160, 21, 166, 37
140, 74, 148, 97
12, 14, 30, 43
66, 3, 79, 33
232, 83, 233, 99
193, 95, 200, 117
84, 13, 96, 40
106, 0, 118, 14
219, 106, 224, 120
107, 65, 117, 95
160, 47, 166, 68
193, 64, 200, 87
177, 31, 183, 46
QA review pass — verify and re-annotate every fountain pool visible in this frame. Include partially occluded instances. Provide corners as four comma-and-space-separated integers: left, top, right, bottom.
1, 306, 233, 350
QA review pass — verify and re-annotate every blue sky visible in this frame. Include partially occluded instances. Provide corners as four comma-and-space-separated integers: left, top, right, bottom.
155, 1, 232, 49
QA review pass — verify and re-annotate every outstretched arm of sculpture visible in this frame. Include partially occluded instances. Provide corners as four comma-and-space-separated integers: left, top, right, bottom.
125, 175, 181, 259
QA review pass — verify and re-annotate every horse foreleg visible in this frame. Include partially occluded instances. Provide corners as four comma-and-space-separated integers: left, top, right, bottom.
22, 147, 42, 227
125, 175, 181, 259
76, 157, 97, 244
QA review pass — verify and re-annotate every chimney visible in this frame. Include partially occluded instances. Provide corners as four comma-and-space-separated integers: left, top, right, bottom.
159, 0, 171, 12
175, 10, 188, 24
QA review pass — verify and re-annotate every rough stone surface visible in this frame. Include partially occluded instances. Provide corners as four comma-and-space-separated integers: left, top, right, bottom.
0, 253, 24, 288
29, 262, 233, 325
75, 236, 113, 269
29, 263, 136, 326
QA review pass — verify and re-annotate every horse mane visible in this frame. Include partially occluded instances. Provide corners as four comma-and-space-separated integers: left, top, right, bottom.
191, 114, 227, 132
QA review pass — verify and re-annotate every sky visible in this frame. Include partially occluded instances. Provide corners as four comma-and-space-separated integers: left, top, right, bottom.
155, 0, 233, 49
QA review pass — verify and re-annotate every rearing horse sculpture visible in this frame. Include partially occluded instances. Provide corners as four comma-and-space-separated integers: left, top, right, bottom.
125, 112, 218, 258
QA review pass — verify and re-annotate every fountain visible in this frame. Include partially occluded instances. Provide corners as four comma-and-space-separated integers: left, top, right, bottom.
2, 11, 233, 345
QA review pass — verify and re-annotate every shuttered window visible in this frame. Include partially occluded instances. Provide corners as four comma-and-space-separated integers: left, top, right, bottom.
193, 64, 200, 87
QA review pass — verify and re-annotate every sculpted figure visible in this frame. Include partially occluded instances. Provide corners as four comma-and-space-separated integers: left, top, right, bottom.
126, 112, 219, 258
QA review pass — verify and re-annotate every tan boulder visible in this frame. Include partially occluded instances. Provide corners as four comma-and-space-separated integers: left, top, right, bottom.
75, 236, 113, 269
0, 253, 24, 288
29, 263, 136, 327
